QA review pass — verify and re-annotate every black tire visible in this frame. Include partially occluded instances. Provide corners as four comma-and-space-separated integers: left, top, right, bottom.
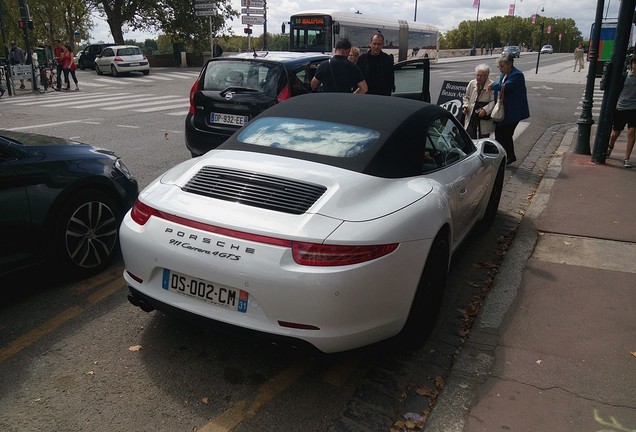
142, 70, 150, 76
95, 64, 103, 75
477, 162, 505, 231
111, 65, 119, 77
399, 233, 449, 343
51, 189, 122, 278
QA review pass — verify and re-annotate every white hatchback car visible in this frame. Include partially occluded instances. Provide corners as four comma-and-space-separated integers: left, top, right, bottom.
540, 44, 554, 54
95, 45, 150, 76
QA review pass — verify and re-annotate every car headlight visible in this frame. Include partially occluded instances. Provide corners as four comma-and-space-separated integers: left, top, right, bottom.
115, 158, 134, 180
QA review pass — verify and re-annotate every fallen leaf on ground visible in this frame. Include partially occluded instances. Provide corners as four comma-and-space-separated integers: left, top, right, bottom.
128, 345, 142, 352
415, 386, 435, 397
202, 397, 209, 405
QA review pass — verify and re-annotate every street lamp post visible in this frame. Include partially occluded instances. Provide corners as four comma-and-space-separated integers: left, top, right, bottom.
575, 0, 605, 155
534, 5, 545, 74
509, 0, 517, 45
471, 0, 481, 56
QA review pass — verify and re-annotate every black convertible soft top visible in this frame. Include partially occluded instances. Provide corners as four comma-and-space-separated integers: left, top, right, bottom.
219, 93, 463, 178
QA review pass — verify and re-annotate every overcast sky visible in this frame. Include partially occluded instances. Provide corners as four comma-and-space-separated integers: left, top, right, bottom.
91, 0, 626, 44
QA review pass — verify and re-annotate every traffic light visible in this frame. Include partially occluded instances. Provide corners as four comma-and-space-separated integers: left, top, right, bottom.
18, 19, 34, 29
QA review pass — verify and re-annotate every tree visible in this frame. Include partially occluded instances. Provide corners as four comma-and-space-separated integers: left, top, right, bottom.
89, 0, 237, 48
89, 0, 165, 44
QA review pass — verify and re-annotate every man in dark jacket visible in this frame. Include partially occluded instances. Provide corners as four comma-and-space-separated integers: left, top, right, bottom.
356, 34, 394, 96
212, 40, 223, 58
9, 41, 26, 89
311, 38, 367, 94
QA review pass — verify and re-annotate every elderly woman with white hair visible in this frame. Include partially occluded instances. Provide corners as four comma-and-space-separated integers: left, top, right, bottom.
462, 63, 495, 139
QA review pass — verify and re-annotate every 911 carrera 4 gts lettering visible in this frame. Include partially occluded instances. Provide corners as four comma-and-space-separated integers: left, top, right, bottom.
168, 239, 241, 260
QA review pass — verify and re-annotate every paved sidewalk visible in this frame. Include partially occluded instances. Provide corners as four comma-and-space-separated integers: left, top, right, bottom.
424, 127, 636, 431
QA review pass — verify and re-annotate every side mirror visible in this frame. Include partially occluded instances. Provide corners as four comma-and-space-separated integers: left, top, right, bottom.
281, 23, 286, 34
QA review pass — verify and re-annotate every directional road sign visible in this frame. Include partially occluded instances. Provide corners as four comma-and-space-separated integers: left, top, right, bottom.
241, 8, 265, 15
242, 15, 265, 25
241, 0, 265, 7
195, 9, 216, 16
194, 3, 215, 9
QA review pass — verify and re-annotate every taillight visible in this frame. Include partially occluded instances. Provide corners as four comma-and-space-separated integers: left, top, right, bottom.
277, 85, 292, 101
114, 56, 123, 62
292, 242, 398, 266
130, 200, 158, 225
189, 78, 199, 114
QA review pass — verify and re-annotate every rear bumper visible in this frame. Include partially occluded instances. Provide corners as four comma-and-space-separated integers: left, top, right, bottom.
184, 113, 235, 157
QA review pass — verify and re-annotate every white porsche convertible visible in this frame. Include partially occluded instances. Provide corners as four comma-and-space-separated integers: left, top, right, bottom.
120, 93, 506, 353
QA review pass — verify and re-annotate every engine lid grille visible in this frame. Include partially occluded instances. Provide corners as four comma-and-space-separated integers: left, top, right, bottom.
183, 166, 327, 215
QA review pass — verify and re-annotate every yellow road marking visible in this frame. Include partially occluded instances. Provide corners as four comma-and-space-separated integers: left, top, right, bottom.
0, 306, 82, 363
321, 353, 363, 387
87, 279, 125, 305
198, 360, 313, 432
0, 272, 124, 364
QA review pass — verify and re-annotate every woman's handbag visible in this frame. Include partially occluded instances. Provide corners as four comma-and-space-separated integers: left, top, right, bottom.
490, 84, 505, 122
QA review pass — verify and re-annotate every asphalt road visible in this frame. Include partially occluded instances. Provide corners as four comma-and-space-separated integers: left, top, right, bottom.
0, 53, 596, 432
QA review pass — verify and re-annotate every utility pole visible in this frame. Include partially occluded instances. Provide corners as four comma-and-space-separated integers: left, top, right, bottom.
17, 0, 37, 93
591, 0, 636, 162
575, 0, 605, 155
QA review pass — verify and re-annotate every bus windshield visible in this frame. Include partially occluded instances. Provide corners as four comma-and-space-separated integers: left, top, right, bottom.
290, 15, 332, 52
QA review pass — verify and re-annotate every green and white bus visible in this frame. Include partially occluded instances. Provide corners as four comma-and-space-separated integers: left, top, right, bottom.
287, 10, 439, 62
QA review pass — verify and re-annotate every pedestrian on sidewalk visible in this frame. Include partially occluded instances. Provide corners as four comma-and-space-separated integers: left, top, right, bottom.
212, 40, 223, 58
573, 42, 585, 72
357, 33, 395, 96
488, 54, 530, 164
62, 45, 79, 90
9, 41, 26, 89
463, 63, 495, 139
607, 55, 636, 168
311, 38, 367, 94
53, 40, 64, 91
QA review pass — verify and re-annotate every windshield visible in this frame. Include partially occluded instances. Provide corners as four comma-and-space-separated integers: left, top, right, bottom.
203, 61, 285, 96
237, 117, 380, 157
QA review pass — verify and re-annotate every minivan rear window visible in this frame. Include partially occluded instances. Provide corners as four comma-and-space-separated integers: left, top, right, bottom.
203, 61, 284, 97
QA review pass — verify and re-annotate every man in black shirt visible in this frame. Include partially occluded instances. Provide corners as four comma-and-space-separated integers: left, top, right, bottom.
311, 38, 367, 94
357, 33, 395, 96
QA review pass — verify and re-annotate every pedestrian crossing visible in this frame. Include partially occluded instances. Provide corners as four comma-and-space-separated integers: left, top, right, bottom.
574, 89, 603, 120
0, 91, 190, 116
76, 70, 200, 88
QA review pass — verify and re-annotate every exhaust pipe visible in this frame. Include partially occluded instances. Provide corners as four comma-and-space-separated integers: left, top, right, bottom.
127, 291, 155, 313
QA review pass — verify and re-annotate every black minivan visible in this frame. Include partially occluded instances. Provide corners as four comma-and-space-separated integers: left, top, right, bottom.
77, 43, 115, 70
185, 52, 330, 157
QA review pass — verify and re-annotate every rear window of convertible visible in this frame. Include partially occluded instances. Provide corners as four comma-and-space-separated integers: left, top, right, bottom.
237, 117, 380, 157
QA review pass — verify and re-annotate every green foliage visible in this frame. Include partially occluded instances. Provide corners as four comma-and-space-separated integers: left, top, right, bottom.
2, 0, 92, 51
442, 14, 582, 53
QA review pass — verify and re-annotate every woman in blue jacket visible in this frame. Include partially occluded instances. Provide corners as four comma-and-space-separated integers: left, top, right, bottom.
489, 54, 530, 164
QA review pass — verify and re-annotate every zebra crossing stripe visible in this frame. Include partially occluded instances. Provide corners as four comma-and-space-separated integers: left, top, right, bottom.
15, 93, 129, 106
134, 102, 190, 112
71, 95, 187, 109
94, 77, 132, 85
101, 96, 187, 110
38, 94, 140, 108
